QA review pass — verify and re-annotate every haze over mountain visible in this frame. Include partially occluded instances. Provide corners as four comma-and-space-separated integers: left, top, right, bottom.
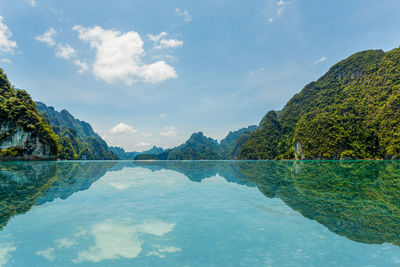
109, 145, 164, 160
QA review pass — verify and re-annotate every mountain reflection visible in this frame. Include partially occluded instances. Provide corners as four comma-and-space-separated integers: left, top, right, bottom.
1, 160, 400, 246
134, 160, 400, 246
0, 161, 117, 230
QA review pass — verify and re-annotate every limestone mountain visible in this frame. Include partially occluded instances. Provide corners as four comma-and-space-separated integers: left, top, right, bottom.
240, 47, 400, 159
36, 102, 117, 160
0, 69, 58, 160
220, 125, 257, 159
136, 132, 222, 160
135, 126, 257, 160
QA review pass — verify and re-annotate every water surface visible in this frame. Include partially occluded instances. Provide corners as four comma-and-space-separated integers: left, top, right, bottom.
0, 160, 399, 266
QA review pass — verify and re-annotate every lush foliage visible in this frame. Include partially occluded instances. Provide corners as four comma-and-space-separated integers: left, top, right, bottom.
0, 161, 117, 230
38, 102, 118, 160
0, 69, 58, 158
240, 48, 400, 159
220, 125, 257, 159
135, 160, 400, 246
135, 126, 257, 160
237, 160, 400, 245
136, 132, 222, 160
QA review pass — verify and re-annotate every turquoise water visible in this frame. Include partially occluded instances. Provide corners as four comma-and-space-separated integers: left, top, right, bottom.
0, 160, 399, 266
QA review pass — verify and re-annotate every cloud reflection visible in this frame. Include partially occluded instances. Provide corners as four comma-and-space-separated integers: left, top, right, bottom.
0, 243, 16, 266
74, 219, 177, 263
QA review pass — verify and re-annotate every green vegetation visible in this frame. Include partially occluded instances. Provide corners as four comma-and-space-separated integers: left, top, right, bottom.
135, 132, 222, 160
135, 160, 400, 246
220, 125, 257, 159
240, 48, 400, 159
0, 161, 117, 230
237, 160, 400, 246
135, 126, 257, 160
37, 102, 118, 160
0, 68, 58, 159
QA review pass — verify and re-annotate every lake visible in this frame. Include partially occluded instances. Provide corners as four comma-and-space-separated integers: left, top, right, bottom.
0, 160, 399, 266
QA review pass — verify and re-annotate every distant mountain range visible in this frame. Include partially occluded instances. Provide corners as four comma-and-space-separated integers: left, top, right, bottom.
109, 145, 164, 160
135, 125, 257, 160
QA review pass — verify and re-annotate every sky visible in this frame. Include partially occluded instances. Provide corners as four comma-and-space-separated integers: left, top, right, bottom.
1, 0, 400, 151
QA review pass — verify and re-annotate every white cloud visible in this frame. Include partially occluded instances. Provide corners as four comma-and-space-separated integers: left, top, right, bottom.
141, 133, 152, 137
0, 58, 11, 64
0, 243, 16, 266
35, 28, 57, 46
155, 39, 183, 49
74, 59, 89, 73
55, 237, 76, 249
268, 0, 289, 23
137, 142, 151, 146
148, 32, 183, 50
164, 55, 176, 61
56, 44, 76, 59
160, 126, 177, 137
36, 29, 88, 74
160, 113, 166, 119
73, 25, 177, 84
101, 134, 116, 145
147, 246, 181, 258
110, 122, 137, 134
74, 227, 88, 238
28, 0, 36, 6
175, 8, 191, 23
146, 251, 165, 258
74, 220, 176, 263
36, 247, 55, 261
100, 167, 188, 190
313, 56, 327, 65
147, 32, 167, 42
0, 16, 17, 53
140, 61, 177, 83
276, 0, 289, 16
158, 246, 181, 253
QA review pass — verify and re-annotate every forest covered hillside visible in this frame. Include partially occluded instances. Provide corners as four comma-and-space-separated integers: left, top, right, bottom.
239, 47, 400, 160
0, 69, 58, 160
135, 126, 257, 160
36, 102, 117, 160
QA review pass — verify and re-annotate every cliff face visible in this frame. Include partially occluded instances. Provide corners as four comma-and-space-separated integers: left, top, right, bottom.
0, 69, 58, 161
0, 123, 55, 160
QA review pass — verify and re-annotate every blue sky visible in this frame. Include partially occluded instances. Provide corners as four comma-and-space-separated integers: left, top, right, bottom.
1, 0, 400, 151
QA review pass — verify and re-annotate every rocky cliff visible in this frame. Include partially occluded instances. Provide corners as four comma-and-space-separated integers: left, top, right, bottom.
0, 68, 58, 160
